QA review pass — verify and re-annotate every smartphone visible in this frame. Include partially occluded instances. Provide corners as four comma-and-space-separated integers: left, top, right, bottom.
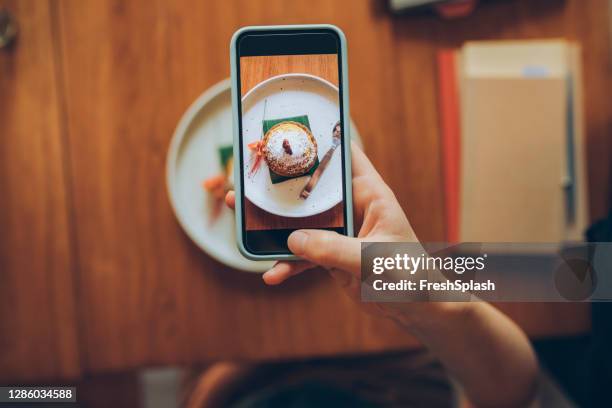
230, 24, 353, 260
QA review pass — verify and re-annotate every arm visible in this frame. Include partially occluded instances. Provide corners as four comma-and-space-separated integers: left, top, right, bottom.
225, 143, 538, 407
390, 302, 538, 408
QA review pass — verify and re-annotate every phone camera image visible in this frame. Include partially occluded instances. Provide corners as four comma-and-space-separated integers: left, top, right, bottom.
234, 28, 349, 256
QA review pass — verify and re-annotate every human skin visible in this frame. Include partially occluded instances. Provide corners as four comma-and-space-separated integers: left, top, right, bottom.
226, 144, 538, 407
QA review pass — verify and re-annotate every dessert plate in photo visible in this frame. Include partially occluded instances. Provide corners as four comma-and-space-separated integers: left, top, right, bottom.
242, 74, 346, 218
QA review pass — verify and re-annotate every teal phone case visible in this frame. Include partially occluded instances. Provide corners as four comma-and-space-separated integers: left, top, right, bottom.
230, 24, 354, 261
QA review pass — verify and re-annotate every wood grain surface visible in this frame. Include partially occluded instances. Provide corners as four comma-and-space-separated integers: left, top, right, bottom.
240, 54, 343, 230
241, 55, 339, 95
2, 0, 610, 381
0, 0, 80, 382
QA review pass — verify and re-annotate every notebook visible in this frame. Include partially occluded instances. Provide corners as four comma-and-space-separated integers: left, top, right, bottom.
437, 40, 588, 243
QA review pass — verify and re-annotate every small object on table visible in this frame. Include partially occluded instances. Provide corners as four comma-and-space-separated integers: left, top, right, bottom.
300, 121, 341, 199
387, 0, 477, 18
0, 9, 18, 49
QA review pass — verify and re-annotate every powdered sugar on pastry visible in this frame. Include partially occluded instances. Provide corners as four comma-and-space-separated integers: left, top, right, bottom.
262, 121, 317, 177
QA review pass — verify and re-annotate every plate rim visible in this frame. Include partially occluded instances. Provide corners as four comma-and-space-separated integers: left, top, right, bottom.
241, 73, 343, 217
166, 78, 271, 272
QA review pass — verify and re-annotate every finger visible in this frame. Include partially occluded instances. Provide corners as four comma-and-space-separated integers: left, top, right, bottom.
225, 191, 235, 209
288, 229, 361, 274
351, 142, 381, 180
263, 261, 315, 285
350, 143, 394, 222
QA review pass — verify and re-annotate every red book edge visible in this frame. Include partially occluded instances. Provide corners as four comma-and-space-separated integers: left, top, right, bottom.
437, 50, 461, 243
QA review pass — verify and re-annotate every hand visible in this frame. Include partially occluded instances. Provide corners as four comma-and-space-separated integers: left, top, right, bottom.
226, 143, 420, 309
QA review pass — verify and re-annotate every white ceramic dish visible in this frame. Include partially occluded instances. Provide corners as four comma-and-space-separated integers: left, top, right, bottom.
166, 78, 361, 273
242, 74, 343, 218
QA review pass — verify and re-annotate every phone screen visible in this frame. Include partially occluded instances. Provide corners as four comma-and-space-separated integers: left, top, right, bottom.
235, 29, 348, 255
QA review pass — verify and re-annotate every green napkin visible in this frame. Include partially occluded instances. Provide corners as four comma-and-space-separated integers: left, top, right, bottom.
262, 115, 319, 184
218, 145, 233, 168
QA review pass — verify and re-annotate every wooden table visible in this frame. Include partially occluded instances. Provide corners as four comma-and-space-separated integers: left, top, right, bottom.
2, 0, 609, 383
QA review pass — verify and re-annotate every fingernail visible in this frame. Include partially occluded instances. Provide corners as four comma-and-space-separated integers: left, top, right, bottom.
263, 264, 282, 285
264, 263, 281, 276
288, 231, 308, 255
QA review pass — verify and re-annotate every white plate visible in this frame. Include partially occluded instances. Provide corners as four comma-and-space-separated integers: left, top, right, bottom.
242, 74, 343, 218
166, 78, 361, 273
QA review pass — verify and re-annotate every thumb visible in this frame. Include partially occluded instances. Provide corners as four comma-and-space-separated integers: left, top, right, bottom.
287, 230, 361, 273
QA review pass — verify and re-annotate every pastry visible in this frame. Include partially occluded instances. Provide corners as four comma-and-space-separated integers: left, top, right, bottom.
262, 121, 317, 177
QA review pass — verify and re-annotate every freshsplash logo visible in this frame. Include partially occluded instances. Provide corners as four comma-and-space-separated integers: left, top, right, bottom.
372, 253, 488, 275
